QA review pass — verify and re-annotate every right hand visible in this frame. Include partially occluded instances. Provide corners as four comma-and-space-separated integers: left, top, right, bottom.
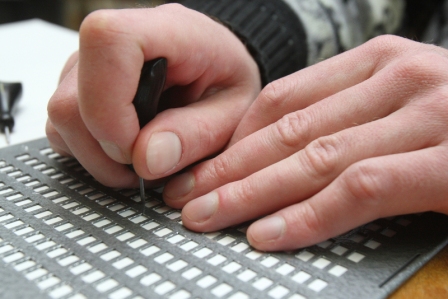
46, 4, 261, 188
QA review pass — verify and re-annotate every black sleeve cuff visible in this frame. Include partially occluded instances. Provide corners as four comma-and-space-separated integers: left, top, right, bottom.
178, 0, 308, 85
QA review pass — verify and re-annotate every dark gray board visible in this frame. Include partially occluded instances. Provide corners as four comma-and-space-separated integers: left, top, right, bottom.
1, 137, 447, 299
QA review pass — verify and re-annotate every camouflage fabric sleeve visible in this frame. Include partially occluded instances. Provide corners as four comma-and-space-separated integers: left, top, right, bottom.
179, 0, 406, 83
282, 0, 405, 65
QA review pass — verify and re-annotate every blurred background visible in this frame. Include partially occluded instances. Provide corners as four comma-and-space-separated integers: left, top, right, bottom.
0, 0, 166, 30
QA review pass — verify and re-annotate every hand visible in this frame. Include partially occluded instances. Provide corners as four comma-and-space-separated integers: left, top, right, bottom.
46, 4, 261, 187
163, 35, 448, 251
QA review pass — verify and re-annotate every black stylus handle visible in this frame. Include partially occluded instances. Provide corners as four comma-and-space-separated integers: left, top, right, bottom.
130, 58, 167, 201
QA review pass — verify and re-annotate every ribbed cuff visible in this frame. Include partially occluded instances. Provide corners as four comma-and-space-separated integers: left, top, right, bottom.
178, 0, 308, 85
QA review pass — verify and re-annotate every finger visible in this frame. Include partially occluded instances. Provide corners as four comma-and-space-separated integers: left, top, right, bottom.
47, 62, 138, 188
180, 104, 445, 231
228, 35, 439, 144
59, 51, 79, 84
163, 50, 441, 206
247, 145, 448, 251
45, 118, 73, 156
132, 86, 254, 179
78, 4, 259, 165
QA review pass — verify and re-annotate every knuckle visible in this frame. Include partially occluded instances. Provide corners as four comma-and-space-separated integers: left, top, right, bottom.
364, 35, 406, 57
47, 91, 79, 129
273, 111, 312, 149
79, 10, 123, 47
341, 162, 384, 206
209, 155, 232, 182
296, 202, 325, 238
257, 79, 290, 111
231, 179, 257, 207
300, 136, 340, 179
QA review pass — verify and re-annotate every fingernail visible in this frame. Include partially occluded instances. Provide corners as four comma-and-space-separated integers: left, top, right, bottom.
250, 216, 285, 243
164, 172, 195, 200
146, 132, 182, 175
99, 140, 130, 164
183, 192, 218, 223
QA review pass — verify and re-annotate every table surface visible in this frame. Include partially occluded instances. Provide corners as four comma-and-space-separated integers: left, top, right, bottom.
0, 19, 78, 148
1, 19, 446, 299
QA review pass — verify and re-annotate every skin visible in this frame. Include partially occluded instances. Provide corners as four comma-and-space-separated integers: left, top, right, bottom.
47, 4, 448, 252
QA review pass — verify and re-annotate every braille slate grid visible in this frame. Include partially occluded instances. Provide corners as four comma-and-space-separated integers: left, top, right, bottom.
1, 138, 448, 299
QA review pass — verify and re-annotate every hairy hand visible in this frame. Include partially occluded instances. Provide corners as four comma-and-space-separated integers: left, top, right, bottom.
163, 35, 448, 251
46, 4, 261, 188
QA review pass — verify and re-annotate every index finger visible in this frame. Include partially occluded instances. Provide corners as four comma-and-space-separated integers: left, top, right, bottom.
77, 4, 249, 164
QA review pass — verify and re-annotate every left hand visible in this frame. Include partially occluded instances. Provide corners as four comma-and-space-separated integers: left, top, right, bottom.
163, 35, 448, 251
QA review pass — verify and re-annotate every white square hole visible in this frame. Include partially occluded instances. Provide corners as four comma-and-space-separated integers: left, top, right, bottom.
154, 228, 172, 237
65, 230, 84, 239
331, 245, 348, 256
96, 278, 119, 293
276, 263, 295, 276
116, 232, 135, 242
167, 235, 185, 244
104, 225, 123, 234
141, 221, 159, 231
308, 279, 328, 292
154, 281, 176, 295
109, 287, 132, 299
329, 265, 347, 277
292, 271, 311, 284
101, 250, 121, 261
197, 275, 217, 288
70, 262, 92, 275
93, 219, 111, 228
194, 248, 213, 259
245, 250, 263, 260
237, 269, 257, 282
82, 270, 105, 283
252, 277, 273, 291
140, 246, 160, 256
169, 290, 190, 299
58, 255, 79, 267
25, 268, 48, 280
217, 236, 235, 246
128, 239, 147, 249
312, 258, 331, 269
88, 243, 108, 254
207, 254, 227, 266
47, 248, 68, 259
167, 260, 188, 272
295, 251, 314, 262
182, 267, 202, 280
222, 262, 241, 274
77, 236, 96, 246
211, 283, 233, 297
261, 256, 280, 268
126, 265, 147, 278
268, 285, 289, 299
364, 240, 381, 250
231, 243, 249, 253
113, 257, 134, 269
347, 252, 365, 263
180, 241, 198, 251
154, 253, 174, 264
130, 215, 147, 224
140, 273, 162, 286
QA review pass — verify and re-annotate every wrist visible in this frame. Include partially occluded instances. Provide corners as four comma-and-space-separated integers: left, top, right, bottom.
179, 0, 308, 85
